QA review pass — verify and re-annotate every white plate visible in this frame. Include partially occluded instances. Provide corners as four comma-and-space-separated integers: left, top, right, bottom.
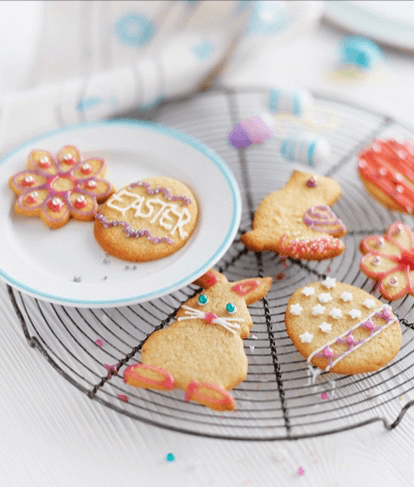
324, 1, 414, 51
0, 120, 241, 308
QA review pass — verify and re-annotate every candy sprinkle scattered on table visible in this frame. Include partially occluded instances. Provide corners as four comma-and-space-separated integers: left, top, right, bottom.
95, 338, 104, 347
297, 466, 305, 476
166, 452, 175, 462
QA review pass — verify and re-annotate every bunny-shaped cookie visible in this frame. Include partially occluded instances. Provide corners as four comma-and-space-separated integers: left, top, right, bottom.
241, 170, 346, 260
123, 269, 272, 411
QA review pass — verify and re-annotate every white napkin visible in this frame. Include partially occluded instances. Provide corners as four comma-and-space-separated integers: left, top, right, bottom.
0, 0, 322, 155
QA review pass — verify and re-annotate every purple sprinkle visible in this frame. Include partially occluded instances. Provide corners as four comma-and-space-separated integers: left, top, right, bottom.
306, 176, 318, 188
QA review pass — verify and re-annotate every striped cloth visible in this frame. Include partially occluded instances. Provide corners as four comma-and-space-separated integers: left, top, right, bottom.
0, 0, 306, 155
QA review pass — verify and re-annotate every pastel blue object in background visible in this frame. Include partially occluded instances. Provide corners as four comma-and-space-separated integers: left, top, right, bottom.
268, 88, 313, 116
115, 13, 155, 47
280, 132, 331, 167
192, 39, 214, 60
247, 0, 290, 36
340, 36, 383, 69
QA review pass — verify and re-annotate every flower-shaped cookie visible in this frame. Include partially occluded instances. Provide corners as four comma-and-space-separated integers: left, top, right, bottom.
9, 145, 114, 228
360, 221, 414, 300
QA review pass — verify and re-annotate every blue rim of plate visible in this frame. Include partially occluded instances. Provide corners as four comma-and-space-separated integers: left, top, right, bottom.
0, 119, 242, 307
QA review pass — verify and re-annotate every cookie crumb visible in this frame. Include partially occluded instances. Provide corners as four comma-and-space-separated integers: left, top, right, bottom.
275, 272, 286, 281
73, 276, 82, 283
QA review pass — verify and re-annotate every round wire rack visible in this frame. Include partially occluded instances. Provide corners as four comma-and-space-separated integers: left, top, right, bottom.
8, 86, 414, 441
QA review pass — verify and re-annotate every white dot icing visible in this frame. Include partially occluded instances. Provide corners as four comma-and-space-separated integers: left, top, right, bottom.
318, 293, 332, 304
312, 304, 326, 316
302, 287, 315, 297
322, 277, 336, 289
363, 298, 376, 309
372, 256, 381, 266
348, 309, 362, 319
319, 322, 332, 333
290, 303, 303, 316
340, 291, 353, 302
329, 308, 342, 320
389, 277, 399, 287
300, 331, 313, 344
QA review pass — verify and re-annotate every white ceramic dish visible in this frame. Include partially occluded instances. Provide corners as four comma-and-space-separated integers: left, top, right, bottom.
324, 1, 414, 51
0, 120, 241, 308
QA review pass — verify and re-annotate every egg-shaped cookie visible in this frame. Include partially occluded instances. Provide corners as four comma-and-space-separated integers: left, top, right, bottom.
285, 278, 402, 374
94, 177, 198, 262
358, 138, 414, 214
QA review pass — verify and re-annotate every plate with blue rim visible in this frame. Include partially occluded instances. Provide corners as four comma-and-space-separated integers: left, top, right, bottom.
0, 120, 241, 308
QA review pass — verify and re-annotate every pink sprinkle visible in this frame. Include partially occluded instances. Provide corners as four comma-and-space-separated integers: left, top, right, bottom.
103, 363, 119, 378
327, 267, 331, 274
280, 257, 289, 269
320, 392, 329, 400
297, 467, 305, 476
275, 272, 286, 281
117, 394, 129, 402
95, 339, 104, 347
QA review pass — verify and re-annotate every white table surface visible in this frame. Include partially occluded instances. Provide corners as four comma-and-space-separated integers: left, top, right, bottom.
2, 15, 414, 487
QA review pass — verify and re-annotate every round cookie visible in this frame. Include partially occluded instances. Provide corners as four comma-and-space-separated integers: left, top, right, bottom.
8, 145, 114, 229
94, 177, 198, 262
358, 138, 414, 214
285, 278, 402, 374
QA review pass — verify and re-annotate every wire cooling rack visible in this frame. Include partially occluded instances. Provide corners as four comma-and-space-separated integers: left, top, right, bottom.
8, 86, 414, 440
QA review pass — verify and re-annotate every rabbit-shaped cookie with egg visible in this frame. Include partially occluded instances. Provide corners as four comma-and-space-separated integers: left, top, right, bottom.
241, 170, 346, 260
124, 269, 272, 411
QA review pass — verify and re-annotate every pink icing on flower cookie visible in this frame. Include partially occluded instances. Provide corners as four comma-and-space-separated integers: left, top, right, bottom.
9, 145, 114, 229
360, 221, 414, 301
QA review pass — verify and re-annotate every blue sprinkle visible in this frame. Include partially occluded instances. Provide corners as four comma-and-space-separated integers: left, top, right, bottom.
166, 452, 175, 462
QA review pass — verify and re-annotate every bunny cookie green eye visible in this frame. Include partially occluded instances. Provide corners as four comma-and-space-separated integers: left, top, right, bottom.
198, 294, 208, 305
226, 303, 236, 314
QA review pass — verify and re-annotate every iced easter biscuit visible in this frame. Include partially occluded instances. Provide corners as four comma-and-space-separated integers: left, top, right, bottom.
123, 269, 272, 411
285, 278, 401, 374
94, 177, 198, 262
241, 170, 346, 260
8, 145, 114, 229
360, 221, 414, 301
358, 139, 414, 214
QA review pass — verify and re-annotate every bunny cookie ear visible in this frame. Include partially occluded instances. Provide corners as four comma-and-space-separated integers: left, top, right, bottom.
193, 269, 228, 289
231, 276, 272, 305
